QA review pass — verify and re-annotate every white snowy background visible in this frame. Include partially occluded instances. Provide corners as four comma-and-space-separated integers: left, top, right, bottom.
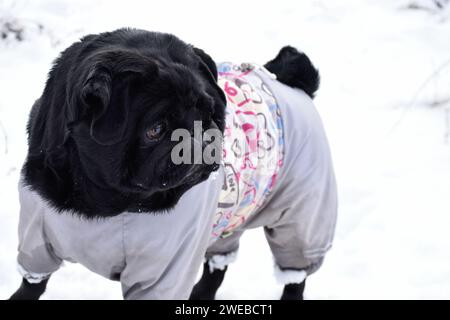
1, 0, 450, 299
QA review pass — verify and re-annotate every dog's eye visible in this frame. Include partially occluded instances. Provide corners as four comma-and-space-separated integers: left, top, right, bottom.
145, 122, 166, 141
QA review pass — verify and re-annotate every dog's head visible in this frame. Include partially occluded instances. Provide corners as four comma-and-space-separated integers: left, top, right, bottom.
34, 31, 226, 213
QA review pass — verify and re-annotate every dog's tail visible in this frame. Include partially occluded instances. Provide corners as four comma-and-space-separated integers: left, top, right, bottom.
264, 46, 320, 99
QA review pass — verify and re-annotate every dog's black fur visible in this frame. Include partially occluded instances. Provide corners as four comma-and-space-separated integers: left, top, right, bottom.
264, 45, 320, 99
9, 278, 49, 300
10, 28, 319, 300
189, 263, 306, 300
22, 29, 226, 218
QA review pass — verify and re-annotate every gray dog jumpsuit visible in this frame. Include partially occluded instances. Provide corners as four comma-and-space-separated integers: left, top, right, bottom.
16, 63, 338, 299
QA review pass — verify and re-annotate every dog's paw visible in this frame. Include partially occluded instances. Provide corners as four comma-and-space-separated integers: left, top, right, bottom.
189, 285, 217, 300
280, 282, 305, 300
189, 262, 227, 300
9, 278, 48, 300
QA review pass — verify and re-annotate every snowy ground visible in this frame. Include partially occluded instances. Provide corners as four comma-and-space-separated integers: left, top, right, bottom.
1, 0, 450, 299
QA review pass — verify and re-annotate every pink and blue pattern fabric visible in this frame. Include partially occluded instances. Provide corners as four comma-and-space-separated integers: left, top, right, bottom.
211, 62, 285, 241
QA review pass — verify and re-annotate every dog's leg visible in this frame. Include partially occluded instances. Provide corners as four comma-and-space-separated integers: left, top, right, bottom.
280, 279, 306, 300
9, 277, 49, 300
192, 234, 240, 300
189, 261, 227, 300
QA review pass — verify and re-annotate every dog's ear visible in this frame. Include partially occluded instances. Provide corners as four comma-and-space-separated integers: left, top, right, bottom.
81, 59, 157, 146
81, 65, 123, 146
192, 47, 226, 131
192, 47, 219, 82
81, 65, 112, 116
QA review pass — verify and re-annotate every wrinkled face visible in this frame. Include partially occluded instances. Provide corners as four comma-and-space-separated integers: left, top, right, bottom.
125, 70, 222, 197
70, 53, 225, 200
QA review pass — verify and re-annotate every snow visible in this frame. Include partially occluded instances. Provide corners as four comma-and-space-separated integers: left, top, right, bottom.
1, 0, 450, 299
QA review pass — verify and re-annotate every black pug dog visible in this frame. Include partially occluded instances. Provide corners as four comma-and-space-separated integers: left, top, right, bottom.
10, 28, 336, 300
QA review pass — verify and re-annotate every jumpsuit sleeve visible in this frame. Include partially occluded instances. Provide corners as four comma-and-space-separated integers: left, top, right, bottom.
258, 76, 338, 277
120, 167, 224, 300
17, 182, 63, 283
290, 110, 338, 275
278, 94, 338, 275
